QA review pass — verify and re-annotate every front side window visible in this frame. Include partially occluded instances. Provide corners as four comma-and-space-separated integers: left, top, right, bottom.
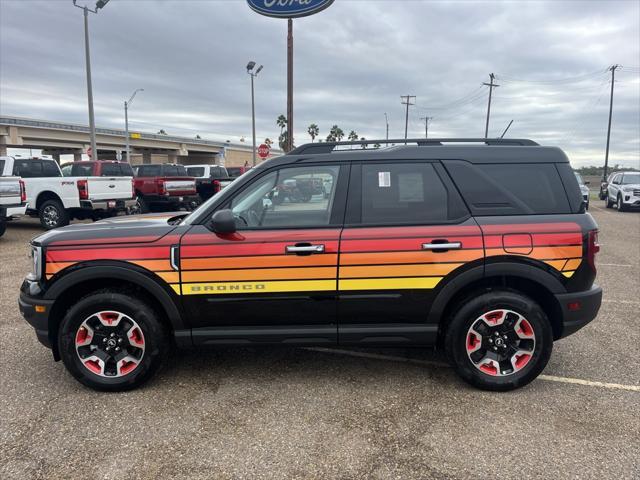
361, 163, 449, 224
230, 165, 340, 229
621, 173, 640, 185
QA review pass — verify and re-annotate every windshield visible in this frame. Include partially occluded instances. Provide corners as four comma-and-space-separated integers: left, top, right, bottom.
621, 173, 640, 184
187, 167, 205, 177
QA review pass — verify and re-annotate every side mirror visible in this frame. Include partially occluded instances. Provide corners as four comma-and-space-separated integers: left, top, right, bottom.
210, 209, 236, 234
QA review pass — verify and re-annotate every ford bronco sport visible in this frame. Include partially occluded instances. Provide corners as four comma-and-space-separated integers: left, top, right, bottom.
19, 138, 602, 391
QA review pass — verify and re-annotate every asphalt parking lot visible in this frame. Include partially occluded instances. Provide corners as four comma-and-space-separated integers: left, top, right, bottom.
0, 207, 638, 480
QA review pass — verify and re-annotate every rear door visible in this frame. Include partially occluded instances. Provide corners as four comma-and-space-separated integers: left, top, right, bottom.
179, 162, 348, 345
337, 161, 479, 345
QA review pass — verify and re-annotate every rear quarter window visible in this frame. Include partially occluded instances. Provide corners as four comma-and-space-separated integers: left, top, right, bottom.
444, 161, 572, 215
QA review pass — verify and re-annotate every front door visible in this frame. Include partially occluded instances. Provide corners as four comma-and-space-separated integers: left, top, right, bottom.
180, 163, 348, 345
337, 161, 480, 345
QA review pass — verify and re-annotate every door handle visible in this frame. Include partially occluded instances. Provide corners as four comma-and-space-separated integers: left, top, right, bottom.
422, 241, 462, 251
286, 244, 325, 254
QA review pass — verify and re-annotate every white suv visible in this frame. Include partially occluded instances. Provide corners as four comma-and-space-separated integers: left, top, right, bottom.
606, 171, 640, 212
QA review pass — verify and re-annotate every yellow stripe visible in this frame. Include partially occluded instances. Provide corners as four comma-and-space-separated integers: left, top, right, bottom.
181, 279, 335, 296
562, 271, 575, 278
339, 277, 442, 291
170, 284, 181, 295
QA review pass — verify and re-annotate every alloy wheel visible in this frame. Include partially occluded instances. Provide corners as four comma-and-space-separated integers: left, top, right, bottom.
42, 205, 60, 228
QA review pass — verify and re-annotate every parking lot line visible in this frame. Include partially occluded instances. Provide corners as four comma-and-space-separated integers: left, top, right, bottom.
306, 347, 640, 392
602, 299, 640, 305
598, 263, 633, 267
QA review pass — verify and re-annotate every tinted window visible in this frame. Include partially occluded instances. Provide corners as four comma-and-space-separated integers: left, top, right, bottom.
361, 163, 450, 224
138, 165, 160, 177
14, 160, 42, 178
162, 165, 187, 177
186, 167, 205, 177
445, 161, 571, 215
230, 165, 340, 228
101, 163, 121, 177
227, 167, 243, 177
0, 159, 5, 175
119, 163, 134, 176
71, 164, 93, 177
210, 166, 228, 178
42, 161, 61, 177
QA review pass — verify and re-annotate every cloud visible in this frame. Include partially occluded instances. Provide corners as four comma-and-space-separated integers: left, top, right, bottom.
1, 0, 638, 167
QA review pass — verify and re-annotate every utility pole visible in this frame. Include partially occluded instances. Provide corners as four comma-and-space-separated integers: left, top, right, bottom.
603, 64, 620, 182
400, 95, 416, 144
483, 73, 499, 138
420, 116, 433, 139
384, 112, 389, 140
286, 19, 294, 152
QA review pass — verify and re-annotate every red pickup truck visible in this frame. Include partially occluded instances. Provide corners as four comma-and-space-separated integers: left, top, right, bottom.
133, 164, 198, 213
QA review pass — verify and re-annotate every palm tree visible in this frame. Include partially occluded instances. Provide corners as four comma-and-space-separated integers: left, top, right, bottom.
278, 131, 289, 151
326, 125, 337, 142
308, 124, 319, 143
335, 127, 344, 142
360, 137, 367, 149
277, 115, 287, 135
264, 138, 273, 147
348, 130, 358, 141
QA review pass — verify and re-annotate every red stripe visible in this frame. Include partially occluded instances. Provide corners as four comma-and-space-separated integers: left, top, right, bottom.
182, 229, 341, 245
182, 241, 340, 258
341, 225, 481, 239
48, 234, 181, 247
484, 232, 582, 248
46, 246, 170, 262
481, 223, 580, 234
340, 236, 483, 253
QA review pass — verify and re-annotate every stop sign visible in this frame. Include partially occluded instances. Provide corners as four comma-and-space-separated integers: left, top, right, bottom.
257, 144, 270, 159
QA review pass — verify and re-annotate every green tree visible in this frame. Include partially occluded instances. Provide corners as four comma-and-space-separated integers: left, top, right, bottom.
277, 115, 287, 135
195, 134, 201, 139
157, 129, 167, 135
360, 137, 367, 149
348, 130, 358, 141
308, 124, 319, 143
278, 131, 289, 151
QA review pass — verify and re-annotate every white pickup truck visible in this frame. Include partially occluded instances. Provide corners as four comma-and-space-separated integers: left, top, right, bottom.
4, 157, 136, 230
0, 158, 27, 238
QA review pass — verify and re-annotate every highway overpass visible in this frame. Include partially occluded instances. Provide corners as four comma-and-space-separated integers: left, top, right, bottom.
0, 116, 281, 167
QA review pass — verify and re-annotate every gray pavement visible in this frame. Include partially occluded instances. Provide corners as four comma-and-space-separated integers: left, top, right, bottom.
0, 208, 638, 480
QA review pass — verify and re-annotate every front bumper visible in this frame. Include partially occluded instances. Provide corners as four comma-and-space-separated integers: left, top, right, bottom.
80, 198, 137, 211
621, 193, 640, 207
19, 278, 54, 349
554, 285, 602, 339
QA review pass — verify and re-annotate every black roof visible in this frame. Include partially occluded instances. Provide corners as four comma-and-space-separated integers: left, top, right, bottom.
270, 138, 569, 165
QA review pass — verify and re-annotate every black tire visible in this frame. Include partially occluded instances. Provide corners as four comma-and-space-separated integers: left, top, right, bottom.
58, 290, 169, 391
0, 218, 6, 238
617, 194, 626, 212
39, 199, 69, 230
136, 195, 149, 214
444, 289, 553, 391
605, 194, 614, 208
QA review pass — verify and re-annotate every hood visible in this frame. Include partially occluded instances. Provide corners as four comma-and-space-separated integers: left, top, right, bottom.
32, 212, 188, 247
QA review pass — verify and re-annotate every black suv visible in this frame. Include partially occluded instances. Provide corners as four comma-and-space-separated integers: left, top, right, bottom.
19, 139, 602, 392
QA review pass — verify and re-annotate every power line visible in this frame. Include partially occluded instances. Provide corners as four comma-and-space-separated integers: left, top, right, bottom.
496, 68, 609, 85
400, 95, 416, 143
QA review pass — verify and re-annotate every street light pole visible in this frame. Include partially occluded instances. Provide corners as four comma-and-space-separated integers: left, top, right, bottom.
73, 0, 110, 160
125, 88, 143, 163
384, 112, 389, 140
247, 62, 263, 167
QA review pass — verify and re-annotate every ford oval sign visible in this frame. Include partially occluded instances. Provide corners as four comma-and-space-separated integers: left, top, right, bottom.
247, 0, 334, 19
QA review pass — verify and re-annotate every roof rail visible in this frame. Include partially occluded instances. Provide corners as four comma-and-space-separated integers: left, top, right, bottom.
288, 138, 539, 155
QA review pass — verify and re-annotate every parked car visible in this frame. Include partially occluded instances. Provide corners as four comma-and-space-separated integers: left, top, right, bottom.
6, 157, 135, 230
226, 166, 251, 179
185, 164, 232, 201
599, 171, 621, 200
133, 163, 198, 213
19, 138, 602, 392
574, 171, 590, 210
605, 171, 640, 211
0, 157, 27, 238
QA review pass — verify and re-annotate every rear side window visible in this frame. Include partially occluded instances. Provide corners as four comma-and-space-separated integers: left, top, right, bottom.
360, 162, 464, 224
444, 161, 571, 215
42, 161, 61, 177
186, 167, 205, 177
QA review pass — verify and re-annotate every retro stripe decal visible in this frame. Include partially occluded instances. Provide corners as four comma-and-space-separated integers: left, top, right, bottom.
180, 279, 336, 295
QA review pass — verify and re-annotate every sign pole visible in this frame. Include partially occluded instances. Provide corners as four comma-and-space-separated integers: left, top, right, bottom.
286, 18, 293, 152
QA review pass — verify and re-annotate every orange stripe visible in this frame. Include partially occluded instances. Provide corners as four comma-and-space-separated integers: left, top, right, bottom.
340, 263, 463, 278
182, 266, 336, 283
156, 272, 180, 283
46, 261, 77, 274
564, 259, 582, 271
130, 260, 173, 271
544, 260, 567, 270
340, 249, 484, 266
486, 246, 582, 259
182, 254, 338, 270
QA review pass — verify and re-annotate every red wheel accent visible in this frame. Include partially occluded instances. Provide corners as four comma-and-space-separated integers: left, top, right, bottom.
128, 327, 144, 346
84, 359, 102, 374
517, 319, 534, 338
483, 310, 504, 325
75, 326, 91, 345
467, 332, 480, 351
119, 360, 137, 375
514, 353, 531, 369
99, 312, 119, 325
479, 363, 498, 375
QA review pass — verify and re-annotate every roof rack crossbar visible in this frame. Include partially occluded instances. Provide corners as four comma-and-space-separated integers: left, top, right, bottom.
288, 138, 539, 155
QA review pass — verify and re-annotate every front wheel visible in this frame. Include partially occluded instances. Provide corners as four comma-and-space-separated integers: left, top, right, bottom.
58, 290, 169, 391
444, 290, 553, 391
617, 194, 626, 212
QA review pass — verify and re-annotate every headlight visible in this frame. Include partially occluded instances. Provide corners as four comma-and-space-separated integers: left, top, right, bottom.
622, 186, 635, 192
28, 245, 43, 281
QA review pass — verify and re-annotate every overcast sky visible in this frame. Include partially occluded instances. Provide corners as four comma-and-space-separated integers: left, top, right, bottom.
1, 0, 639, 167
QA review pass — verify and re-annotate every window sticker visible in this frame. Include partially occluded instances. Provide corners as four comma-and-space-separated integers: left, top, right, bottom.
398, 173, 424, 202
378, 171, 391, 187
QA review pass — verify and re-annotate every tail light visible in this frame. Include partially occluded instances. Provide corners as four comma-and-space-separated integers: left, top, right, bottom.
158, 179, 167, 196
77, 179, 89, 200
587, 229, 600, 272
19, 179, 26, 203
213, 179, 221, 192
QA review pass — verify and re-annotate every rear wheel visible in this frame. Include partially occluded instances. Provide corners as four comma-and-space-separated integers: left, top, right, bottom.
605, 194, 614, 208
445, 290, 553, 391
0, 218, 6, 237
39, 199, 69, 230
58, 290, 169, 391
